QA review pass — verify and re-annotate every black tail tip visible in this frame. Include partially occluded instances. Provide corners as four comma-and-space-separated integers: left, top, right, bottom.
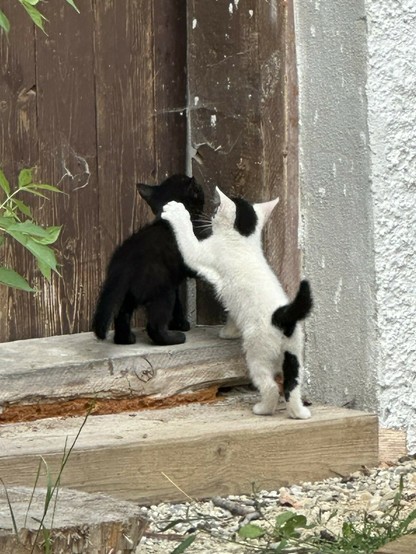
298, 279, 313, 314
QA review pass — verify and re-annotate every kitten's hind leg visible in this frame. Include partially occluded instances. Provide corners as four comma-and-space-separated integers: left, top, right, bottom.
114, 294, 137, 345
169, 287, 190, 331
282, 351, 311, 419
219, 315, 241, 339
246, 354, 280, 415
146, 289, 186, 345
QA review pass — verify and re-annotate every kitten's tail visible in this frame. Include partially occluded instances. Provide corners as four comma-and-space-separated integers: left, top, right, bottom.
272, 280, 313, 337
92, 271, 129, 340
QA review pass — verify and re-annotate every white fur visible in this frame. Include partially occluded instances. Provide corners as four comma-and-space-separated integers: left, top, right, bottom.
162, 188, 311, 419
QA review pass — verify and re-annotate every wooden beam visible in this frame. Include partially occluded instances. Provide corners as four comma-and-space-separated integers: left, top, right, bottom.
0, 487, 146, 554
378, 427, 408, 462
0, 400, 378, 505
375, 535, 416, 554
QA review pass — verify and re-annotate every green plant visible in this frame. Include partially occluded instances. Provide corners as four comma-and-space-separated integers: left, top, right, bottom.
0, 0, 79, 34
0, 167, 63, 291
167, 477, 416, 554
1, 407, 92, 553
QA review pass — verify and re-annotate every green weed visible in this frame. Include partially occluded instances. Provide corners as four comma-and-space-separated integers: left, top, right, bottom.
170, 476, 416, 554
1, 406, 92, 553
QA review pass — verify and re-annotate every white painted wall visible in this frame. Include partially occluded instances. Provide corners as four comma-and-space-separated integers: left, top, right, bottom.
295, 0, 416, 453
366, 1, 416, 453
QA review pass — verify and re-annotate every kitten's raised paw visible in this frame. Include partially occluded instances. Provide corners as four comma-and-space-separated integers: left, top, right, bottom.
287, 405, 312, 420
162, 201, 190, 223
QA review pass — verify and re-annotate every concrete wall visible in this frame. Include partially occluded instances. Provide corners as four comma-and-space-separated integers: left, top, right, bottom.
366, 1, 416, 453
294, 1, 378, 411
295, 0, 416, 453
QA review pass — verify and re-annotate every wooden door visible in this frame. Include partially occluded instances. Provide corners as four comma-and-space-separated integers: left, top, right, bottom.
0, 0, 187, 342
0, 0, 298, 341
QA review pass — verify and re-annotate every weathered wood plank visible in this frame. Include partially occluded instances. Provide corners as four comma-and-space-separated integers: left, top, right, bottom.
0, 1, 39, 342
375, 534, 416, 554
0, 401, 379, 505
153, 0, 187, 178
379, 427, 408, 462
94, 0, 155, 272
33, 1, 99, 339
187, 0, 299, 323
0, 327, 247, 421
0, 487, 146, 553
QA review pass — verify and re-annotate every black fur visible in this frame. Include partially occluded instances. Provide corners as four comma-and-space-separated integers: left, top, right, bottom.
272, 280, 313, 337
92, 174, 205, 346
282, 351, 299, 401
233, 197, 258, 237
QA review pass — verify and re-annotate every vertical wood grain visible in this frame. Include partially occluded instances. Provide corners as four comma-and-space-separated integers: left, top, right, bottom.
94, 0, 155, 270
187, 0, 300, 323
1, 2, 188, 342
0, 1, 38, 342
153, 0, 187, 179
34, 0, 99, 338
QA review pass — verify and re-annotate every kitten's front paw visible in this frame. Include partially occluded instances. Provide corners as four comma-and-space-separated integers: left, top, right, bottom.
219, 325, 241, 339
253, 400, 276, 416
162, 201, 191, 226
287, 405, 311, 420
169, 319, 191, 332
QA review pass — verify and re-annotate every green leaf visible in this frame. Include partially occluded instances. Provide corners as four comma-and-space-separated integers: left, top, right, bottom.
26, 183, 65, 194
6, 220, 52, 238
32, 226, 61, 245
0, 10, 10, 34
6, 230, 60, 276
13, 199, 32, 217
0, 215, 16, 229
36, 258, 51, 280
0, 168, 11, 196
4, 221, 61, 246
65, 0, 80, 14
0, 266, 34, 291
170, 535, 196, 554
18, 167, 33, 188
20, 1, 48, 33
238, 523, 266, 539
274, 539, 289, 552
275, 512, 297, 528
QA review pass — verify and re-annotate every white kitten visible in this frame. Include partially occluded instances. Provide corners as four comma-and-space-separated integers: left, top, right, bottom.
162, 188, 312, 419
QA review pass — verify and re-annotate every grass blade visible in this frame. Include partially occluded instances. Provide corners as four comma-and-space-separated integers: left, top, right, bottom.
0, 478, 19, 536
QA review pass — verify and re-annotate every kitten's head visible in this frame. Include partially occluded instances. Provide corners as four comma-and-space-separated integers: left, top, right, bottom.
212, 187, 279, 237
137, 174, 204, 217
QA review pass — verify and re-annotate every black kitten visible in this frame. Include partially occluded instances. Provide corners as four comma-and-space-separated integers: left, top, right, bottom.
92, 174, 205, 345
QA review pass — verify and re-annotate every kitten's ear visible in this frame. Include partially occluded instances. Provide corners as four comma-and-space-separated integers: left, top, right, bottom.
137, 183, 153, 202
255, 197, 279, 223
137, 183, 159, 214
215, 187, 233, 208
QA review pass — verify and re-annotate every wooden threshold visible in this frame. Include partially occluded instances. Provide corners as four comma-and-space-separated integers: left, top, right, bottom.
0, 397, 378, 505
0, 326, 248, 423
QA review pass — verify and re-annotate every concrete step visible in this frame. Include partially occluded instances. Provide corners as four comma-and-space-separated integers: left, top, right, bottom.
0, 394, 378, 505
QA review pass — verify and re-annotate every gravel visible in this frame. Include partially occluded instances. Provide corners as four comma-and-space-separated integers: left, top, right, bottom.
135, 456, 416, 553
